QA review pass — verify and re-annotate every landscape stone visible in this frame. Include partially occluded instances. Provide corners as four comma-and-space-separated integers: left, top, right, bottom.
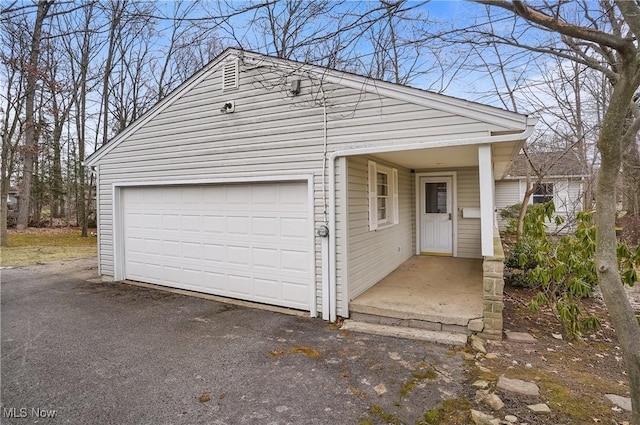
470, 409, 501, 425
527, 403, 551, 413
470, 335, 487, 354
504, 415, 517, 423
496, 376, 540, 396
373, 383, 387, 395
485, 353, 499, 360
605, 394, 632, 412
552, 333, 563, 340
472, 380, 490, 389
504, 331, 537, 343
482, 393, 504, 411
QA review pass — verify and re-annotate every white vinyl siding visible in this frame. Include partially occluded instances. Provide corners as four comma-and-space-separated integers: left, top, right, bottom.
93, 52, 521, 316
496, 178, 584, 233
455, 167, 482, 259
495, 180, 520, 231
346, 156, 414, 301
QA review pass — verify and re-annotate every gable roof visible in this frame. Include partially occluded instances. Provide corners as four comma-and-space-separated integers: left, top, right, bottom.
505, 150, 588, 178
86, 48, 532, 166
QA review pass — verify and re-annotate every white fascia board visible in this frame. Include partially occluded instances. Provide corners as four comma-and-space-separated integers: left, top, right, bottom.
85, 49, 241, 166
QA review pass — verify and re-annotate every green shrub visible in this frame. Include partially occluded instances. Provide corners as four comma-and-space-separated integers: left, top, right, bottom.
505, 204, 640, 339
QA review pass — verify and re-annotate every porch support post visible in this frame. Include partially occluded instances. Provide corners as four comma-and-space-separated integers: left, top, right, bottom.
478, 144, 494, 257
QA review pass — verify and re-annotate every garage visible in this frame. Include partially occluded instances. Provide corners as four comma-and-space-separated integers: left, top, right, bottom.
120, 181, 313, 310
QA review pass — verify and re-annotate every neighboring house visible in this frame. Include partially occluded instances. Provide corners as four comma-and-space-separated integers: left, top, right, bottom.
6, 187, 19, 226
85, 49, 536, 337
495, 151, 589, 232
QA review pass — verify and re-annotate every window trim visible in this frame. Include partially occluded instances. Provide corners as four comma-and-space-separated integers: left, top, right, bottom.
368, 161, 399, 231
532, 182, 554, 204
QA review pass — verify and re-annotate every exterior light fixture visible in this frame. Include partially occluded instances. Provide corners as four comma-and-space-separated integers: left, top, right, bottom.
220, 101, 235, 114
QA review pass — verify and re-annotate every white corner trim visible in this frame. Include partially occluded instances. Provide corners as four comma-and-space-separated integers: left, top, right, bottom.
478, 145, 495, 257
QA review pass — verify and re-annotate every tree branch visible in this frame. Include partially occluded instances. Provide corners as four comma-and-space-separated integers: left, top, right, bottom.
613, 0, 640, 41
475, 0, 636, 55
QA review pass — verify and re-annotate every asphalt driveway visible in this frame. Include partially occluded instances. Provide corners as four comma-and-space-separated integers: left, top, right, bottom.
1, 258, 466, 424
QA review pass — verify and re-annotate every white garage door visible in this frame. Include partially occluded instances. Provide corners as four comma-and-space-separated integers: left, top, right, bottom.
121, 182, 312, 310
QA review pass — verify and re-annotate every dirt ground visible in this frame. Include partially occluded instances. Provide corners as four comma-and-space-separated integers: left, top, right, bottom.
462, 284, 636, 425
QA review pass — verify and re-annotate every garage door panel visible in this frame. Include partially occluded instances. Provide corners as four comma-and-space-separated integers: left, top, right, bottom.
252, 217, 278, 236
227, 216, 250, 235
253, 247, 278, 269
122, 182, 311, 310
203, 215, 225, 233
281, 250, 309, 273
203, 244, 225, 263
255, 277, 280, 299
225, 186, 251, 204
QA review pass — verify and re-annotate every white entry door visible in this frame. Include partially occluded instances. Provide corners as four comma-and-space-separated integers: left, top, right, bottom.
420, 177, 453, 255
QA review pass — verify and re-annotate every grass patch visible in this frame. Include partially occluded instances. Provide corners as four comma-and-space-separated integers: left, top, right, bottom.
418, 397, 472, 425
0, 230, 97, 267
369, 405, 402, 425
400, 367, 438, 397
412, 370, 438, 380
399, 380, 417, 397
503, 368, 619, 421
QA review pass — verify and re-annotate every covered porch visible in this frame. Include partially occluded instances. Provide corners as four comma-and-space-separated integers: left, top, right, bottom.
349, 256, 484, 334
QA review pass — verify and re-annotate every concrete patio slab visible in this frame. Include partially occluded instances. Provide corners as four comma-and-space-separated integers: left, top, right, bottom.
349, 256, 483, 326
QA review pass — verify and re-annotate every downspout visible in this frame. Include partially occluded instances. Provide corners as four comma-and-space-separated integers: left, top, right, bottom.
320, 84, 330, 320
326, 119, 536, 322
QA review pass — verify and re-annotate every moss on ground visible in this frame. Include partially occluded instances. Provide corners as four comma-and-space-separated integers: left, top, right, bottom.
368, 405, 402, 425
503, 367, 620, 421
418, 397, 472, 425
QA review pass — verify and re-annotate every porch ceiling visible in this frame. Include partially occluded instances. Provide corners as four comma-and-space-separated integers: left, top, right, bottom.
369, 141, 522, 177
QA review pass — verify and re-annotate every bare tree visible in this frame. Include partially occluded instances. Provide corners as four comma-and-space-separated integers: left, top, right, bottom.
0, 13, 29, 245
463, 2, 640, 421
16, 0, 52, 229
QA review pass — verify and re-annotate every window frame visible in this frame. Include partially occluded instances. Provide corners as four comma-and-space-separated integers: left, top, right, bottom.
368, 161, 399, 231
532, 182, 554, 204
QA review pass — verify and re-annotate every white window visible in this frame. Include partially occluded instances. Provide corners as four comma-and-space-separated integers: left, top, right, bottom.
533, 183, 554, 204
368, 161, 399, 231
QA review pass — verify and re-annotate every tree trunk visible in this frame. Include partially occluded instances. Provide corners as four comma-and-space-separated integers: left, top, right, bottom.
517, 171, 534, 240
17, 0, 52, 229
595, 72, 640, 425
0, 175, 9, 247
101, 1, 124, 147
622, 138, 640, 215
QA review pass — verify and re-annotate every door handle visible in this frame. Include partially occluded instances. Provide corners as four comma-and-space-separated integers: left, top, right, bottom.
448, 213, 451, 220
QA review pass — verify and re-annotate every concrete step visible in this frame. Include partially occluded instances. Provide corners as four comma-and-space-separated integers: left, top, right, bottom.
341, 320, 468, 346
349, 311, 474, 335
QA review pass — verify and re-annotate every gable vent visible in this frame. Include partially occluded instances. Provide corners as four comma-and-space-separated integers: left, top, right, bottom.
222, 59, 239, 91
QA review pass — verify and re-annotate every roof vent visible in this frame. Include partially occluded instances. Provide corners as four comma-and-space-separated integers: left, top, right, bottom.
222, 59, 239, 92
